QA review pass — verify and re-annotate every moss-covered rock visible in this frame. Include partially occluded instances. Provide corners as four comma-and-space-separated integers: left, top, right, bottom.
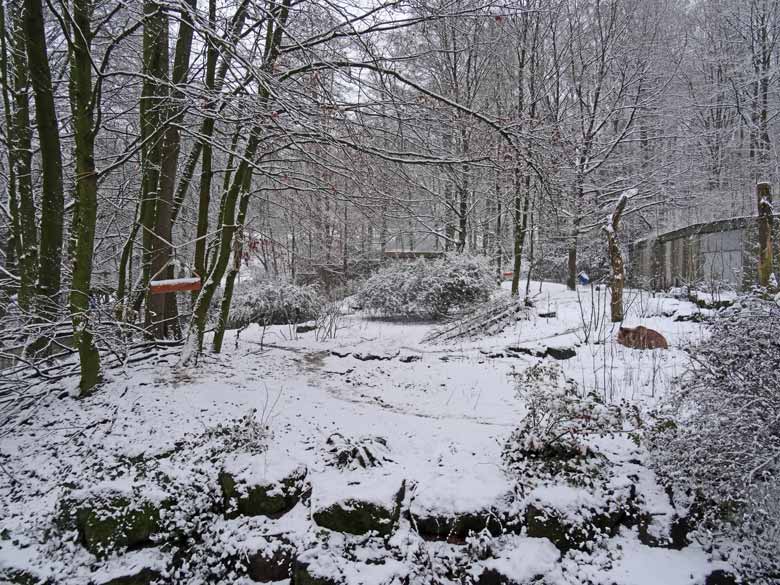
98, 568, 162, 585
292, 557, 341, 585
245, 534, 296, 582
292, 546, 408, 585
0, 567, 51, 585
59, 487, 168, 558
704, 570, 739, 585
412, 509, 521, 543
76, 499, 162, 557
312, 499, 397, 536
219, 459, 307, 518
524, 503, 622, 553
312, 480, 404, 536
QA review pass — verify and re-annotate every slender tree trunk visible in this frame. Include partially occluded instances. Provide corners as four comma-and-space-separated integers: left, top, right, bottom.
9, 7, 36, 312
183, 131, 260, 361
757, 182, 773, 287
147, 0, 195, 339
567, 243, 577, 290
115, 207, 140, 320
171, 0, 249, 224
524, 204, 535, 302
212, 172, 253, 354
510, 167, 531, 297
139, 0, 168, 336
605, 190, 631, 322
193, 0, 218, 284
0, 2, 32, 312
181, 0, 290, 363
0, 1, 15, 290
68, 0, 101, 394
24, 0, 64, 318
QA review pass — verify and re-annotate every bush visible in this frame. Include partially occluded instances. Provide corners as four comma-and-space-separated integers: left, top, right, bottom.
647, 298, 780, 580
355, 253, 495, 319
503, 363, 626, 485
226, 280, 321, 328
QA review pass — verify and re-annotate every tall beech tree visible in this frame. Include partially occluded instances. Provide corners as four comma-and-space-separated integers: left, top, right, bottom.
67, 0, 101, 393
23, 0, 64, 317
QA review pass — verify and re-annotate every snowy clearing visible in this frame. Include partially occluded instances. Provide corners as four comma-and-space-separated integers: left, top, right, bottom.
0, 283, 734, 585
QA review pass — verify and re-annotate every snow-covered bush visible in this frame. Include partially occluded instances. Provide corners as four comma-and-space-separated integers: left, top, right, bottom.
503, 363, 627, 482
356, 254, 495, 319
226, 280, 321, 328
206, 408, 271, 455
647, 298, 780, 580
324, 433, 392, 470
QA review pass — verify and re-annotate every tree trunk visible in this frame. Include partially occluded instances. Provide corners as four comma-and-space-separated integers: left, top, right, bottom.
510, 167, 531, 297
0, 2, 15, 300
605, 190, 632, 322
567, 244, 577, 291
757, 182, 773, 287
68, 0, 101, 394
181, 0, 290, 363
115, 207, 140, 320
147, 0, 195, 339
9, 6, 36, 312
193, 0, 218, 284
212, 170, 253, 354
183, 131, 260, 362
24, 0, 64, 318
139, 0, 168, 337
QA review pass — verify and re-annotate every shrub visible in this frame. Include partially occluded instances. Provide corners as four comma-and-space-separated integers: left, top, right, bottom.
226, 280, 321, 329
502, 363, 626, 485
355, 253, 495, 319
324, 433, 391, 470
647, 298, 780, 580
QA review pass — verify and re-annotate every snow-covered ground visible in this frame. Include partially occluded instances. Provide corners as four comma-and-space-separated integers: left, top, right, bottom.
0, 282, 733, 585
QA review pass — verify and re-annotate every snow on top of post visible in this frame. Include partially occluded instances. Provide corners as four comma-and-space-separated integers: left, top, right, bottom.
149, 277, 201, 287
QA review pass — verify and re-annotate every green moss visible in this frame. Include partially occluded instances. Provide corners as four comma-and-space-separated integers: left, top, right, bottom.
219, 465, 306, 518
65, 494, 164, 558
412, 510, 521, 542
312, 482, 404, 536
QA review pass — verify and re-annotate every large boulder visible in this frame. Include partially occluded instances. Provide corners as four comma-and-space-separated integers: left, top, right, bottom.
58, 483, 169, 558
311, 474, 405, 536
245, 534, 296, 582
412, 511, 512, 543
410, 474, 521, 543
219, 454, 308, 519
524, 485, 627, 553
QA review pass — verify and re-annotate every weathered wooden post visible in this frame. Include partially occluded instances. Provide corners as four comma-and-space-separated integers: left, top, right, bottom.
605, 188, 636, 322
757, 182, 773, 287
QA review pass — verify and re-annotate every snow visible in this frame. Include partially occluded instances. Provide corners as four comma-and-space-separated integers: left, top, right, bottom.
149, 277, 201, 286
222, 452, 305, 491
311, 469, 404, 511
468, 536, 561, 582
0, 281, 736, 584
571, 534, 731, 585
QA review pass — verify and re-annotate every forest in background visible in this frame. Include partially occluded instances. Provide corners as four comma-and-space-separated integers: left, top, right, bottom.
1, 0, 779, 392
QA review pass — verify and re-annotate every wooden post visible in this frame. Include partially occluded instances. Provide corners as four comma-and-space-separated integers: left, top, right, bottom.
149, 277, 202, 295
757, 182, 773, 287
605, 189, 635, 322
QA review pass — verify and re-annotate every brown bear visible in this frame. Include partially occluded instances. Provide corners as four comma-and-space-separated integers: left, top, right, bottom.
616, 326, 669, 350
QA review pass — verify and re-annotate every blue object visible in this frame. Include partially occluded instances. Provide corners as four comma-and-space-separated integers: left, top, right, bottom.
577, 271, 590, 285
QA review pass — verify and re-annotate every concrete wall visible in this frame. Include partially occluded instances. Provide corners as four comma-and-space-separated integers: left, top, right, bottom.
628, 216, 765, 291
